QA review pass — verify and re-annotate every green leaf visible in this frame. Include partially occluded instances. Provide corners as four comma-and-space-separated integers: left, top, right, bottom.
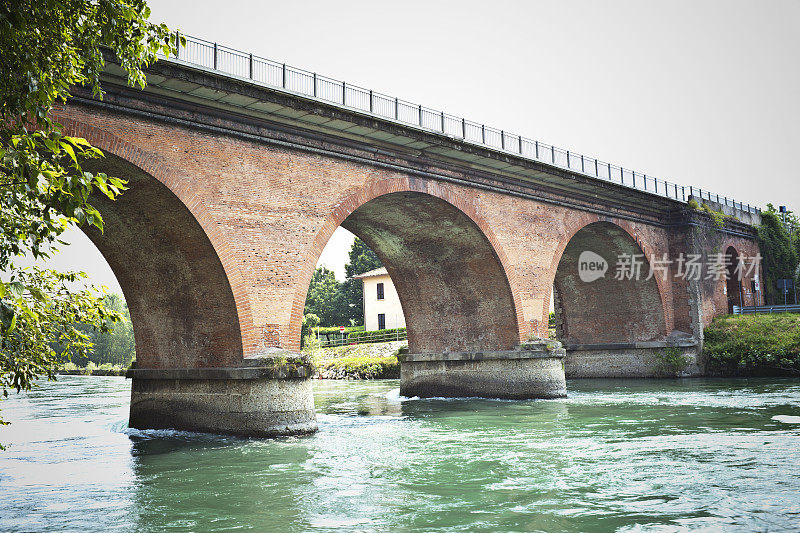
28, 287, 48, 302
61, 142, 77, 165
7, 282, 25, 299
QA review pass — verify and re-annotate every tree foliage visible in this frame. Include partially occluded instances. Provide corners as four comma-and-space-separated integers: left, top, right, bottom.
0, 0, 178, 429
304, 267, 348, 327
757, 205, 799, 304
1, 1, 179, 264
73, 293, 135, 366
341, 238, 383, 325
303, 238, 383, 328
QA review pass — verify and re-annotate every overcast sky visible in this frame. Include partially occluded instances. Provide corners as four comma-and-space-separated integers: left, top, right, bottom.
47, 0, 800, 290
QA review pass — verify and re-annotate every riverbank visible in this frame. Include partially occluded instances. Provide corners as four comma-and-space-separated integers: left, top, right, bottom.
309, 340, 405, 379
57, 362, 127, 376
54, 342, 406, 380
704, 313, 800, 376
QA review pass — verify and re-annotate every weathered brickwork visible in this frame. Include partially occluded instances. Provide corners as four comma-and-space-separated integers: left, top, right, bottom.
53, 101, 760, 370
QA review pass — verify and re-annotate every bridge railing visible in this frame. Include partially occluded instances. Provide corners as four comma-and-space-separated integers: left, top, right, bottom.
168, 34, 760, 215
316, 328, 408, 348
733, 304, 800, 315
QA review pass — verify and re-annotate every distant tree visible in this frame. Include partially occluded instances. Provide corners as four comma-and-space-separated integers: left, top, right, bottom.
300, 313, 320, 348
304, 267, 348, 326
757, 205, 799, 304
341, 238, 382, 325
81, 293, 135, 366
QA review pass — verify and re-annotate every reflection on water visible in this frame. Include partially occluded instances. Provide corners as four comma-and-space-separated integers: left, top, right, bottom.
1, 376, 799, 532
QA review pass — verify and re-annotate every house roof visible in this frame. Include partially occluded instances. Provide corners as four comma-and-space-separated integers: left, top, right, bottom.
353, 266, 389, 280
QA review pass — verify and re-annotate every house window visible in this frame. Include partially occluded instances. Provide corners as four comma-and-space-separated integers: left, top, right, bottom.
378, 313, 386, 330
377, 282, 385, 300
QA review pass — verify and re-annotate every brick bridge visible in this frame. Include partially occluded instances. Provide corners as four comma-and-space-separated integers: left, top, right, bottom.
53, 40, 762, 437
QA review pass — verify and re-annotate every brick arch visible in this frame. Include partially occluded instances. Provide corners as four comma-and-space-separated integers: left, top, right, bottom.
546, 216, 669, 344
289, 177, 526, 351
54, 112, 258, 362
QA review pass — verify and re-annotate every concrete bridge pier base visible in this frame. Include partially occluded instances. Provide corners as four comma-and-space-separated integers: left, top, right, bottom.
126, 356, 317, 437
399, 341, 567, 399
563, 340, 702, 378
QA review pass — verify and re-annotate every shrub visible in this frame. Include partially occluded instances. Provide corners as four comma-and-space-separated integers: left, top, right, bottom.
321, 356, 400, 379
688, 198, 700, 210
347, 327, 406, 344
653, 347, 690, 376
316, 325, 364, 336
703, 314, 800, 375
701, 203, 727, 227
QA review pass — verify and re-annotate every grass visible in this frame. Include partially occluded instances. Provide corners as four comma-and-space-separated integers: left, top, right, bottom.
703, 313, 800, 376
319, 356, 400, 379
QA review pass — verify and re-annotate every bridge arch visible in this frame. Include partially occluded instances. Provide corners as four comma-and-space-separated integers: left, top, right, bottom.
293, 178, 524, 353
549, 219, 668, 344
58, 116, 255, 367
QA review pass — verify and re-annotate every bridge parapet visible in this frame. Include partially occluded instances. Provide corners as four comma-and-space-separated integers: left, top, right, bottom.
687, 195, 761, 226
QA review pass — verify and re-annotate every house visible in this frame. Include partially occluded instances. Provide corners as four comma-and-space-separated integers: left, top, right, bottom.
354, 267, 406, 331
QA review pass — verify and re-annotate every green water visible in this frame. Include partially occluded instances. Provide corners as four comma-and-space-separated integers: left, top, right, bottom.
1, 376, 799, 532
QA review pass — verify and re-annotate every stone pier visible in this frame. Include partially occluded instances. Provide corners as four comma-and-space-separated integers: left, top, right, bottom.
563, 340, 701, 378
126, 355, 317, 437
399, 340, 567, 399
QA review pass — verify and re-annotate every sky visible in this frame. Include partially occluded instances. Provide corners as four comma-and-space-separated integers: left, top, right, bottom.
40, 0, 800, 291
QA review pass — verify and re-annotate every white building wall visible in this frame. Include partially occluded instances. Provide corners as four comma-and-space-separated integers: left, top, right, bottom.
362, 274, 406, 331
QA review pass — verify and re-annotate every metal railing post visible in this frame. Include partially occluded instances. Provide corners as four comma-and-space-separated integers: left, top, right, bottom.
632, 171, 636, 188
441, 111, 445, 132
418, 104, 423, 126
282, 63, 286, 88
213, 42, 218, 69
342, 81, 346, 105
607, 162, 611, 179
461, 118, 466, 139
248, 53, 253, 79
313, 73, 317, 97
501, 130, 505, 150
581, 155, 585, 173
551, 145, 555, 164
175, 31, 180, 59
566, 150, 570, 168
643, 174, 647, 191
394, 97, 398, 119
369, 90, 373, 112
482, 124, 486, 144
535, 141, 539, 159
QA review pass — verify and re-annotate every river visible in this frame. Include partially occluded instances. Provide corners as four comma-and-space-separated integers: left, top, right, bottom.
1, 376, 799, 532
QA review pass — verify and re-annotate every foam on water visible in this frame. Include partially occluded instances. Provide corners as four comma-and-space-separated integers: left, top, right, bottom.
772, 414, 800, 423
